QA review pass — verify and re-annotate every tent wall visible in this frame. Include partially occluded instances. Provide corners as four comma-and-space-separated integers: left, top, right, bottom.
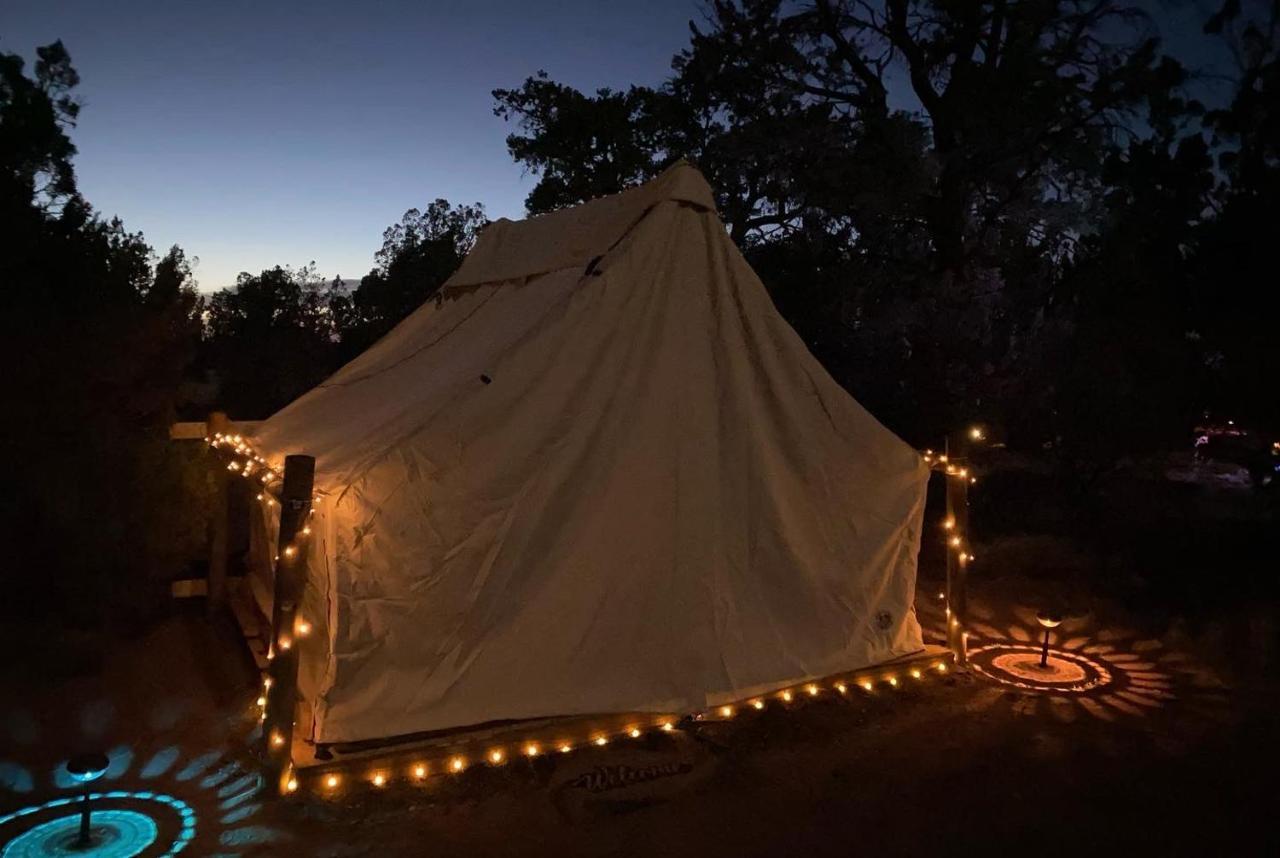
252, 167, 928, 744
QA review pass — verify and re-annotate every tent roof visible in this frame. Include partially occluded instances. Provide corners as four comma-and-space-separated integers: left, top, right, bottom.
444, 160, 717, 290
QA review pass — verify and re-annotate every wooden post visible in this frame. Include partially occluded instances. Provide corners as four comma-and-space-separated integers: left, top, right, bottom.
261, 454, 314, 791
944, 439, 971, 666
205, 411, 230, 614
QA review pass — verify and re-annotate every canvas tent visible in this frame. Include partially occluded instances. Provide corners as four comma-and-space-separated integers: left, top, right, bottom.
247, 161, 929, 746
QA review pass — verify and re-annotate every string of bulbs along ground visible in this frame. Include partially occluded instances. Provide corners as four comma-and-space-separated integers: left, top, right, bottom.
207, 427, 981, 798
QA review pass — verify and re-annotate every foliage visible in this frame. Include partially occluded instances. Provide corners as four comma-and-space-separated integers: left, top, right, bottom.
201, 264, 336, 418
0, 42, 208, 628
331, 200, 487, 358
492, 0, 1274, 462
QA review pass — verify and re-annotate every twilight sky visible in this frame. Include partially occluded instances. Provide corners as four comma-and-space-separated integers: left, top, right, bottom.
3, 1, 1231, 291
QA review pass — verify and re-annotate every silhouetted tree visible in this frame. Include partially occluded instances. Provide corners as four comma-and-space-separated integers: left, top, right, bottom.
334, 200, 487, 357
1, 41, 208, 632
203, 264, 337, 417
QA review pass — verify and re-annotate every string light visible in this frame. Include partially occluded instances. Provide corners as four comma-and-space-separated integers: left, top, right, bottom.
969, 426, 985, 441
285, 776, 298, 793
256, 696, 266, 707
283, 545, 297, 558
295, 620, 311, 636
281, 654, 954, 796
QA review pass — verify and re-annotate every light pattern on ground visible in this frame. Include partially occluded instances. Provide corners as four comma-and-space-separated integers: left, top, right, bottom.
0, 707, 285, 857
0, 792, 194, 857
970, 644, 1111, 693
0, 809, 157, 857
913, 597, 1230, 725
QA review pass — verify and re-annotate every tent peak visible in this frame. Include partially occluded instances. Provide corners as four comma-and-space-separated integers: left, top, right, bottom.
443, 161, 718, 291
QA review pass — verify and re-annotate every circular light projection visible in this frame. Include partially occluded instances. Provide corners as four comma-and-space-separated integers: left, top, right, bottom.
969, 643, 1112, 693
0, 809, 157, 857
0, 792, 196, 858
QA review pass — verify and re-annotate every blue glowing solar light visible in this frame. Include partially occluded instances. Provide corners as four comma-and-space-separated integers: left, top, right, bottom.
65, 753, 109, 784
0, 809, 157, 858
0, 791, 197, 857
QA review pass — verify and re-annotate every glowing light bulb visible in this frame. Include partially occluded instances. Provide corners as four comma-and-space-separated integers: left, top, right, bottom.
806, 684, 819, 696
910, 668, 922, 679
372, 773, 386, 787
559, 743, 572, 754
263, 676, 272, 689
450, 757, 465, 773
861, 680, 873, 692
283, 545, 297, 558
937, 662, 948, 673
525, 744, 540, 757
943, 518, 955, 530
256, 696, 266, 707
489, 749, 504, 764
629, 727, 641, 738
888, 677, 899, 687
325, 774, 339, 789
296, 620, 311, 636
751, 699, 764, 710
594, 736, 608, 747
270, 731, 285, 748
835, 682, 847, 694
285, 777, 298, 793
413, 764, 427, 779
969, 426, 984, 441
661, 721, 675, 732
278, 636, 292, 651
938, 454, 948, 463
949, 536, 962, 547
781, 690, 793, 702
958, 468, 968, 478
301, 525, 312, 536
719, 705, 734, 718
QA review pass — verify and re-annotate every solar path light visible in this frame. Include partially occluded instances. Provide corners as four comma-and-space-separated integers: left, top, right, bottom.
66, 751, 110, 849
1036, 610, 1063, 668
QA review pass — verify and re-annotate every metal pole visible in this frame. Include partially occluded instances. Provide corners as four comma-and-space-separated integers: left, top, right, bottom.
76, 788, 91, 847
261, 454, 315, 792
1040, 627, 1051, 667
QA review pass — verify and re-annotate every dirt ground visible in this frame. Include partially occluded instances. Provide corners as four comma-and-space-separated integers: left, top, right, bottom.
3, 565, 1277, 858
